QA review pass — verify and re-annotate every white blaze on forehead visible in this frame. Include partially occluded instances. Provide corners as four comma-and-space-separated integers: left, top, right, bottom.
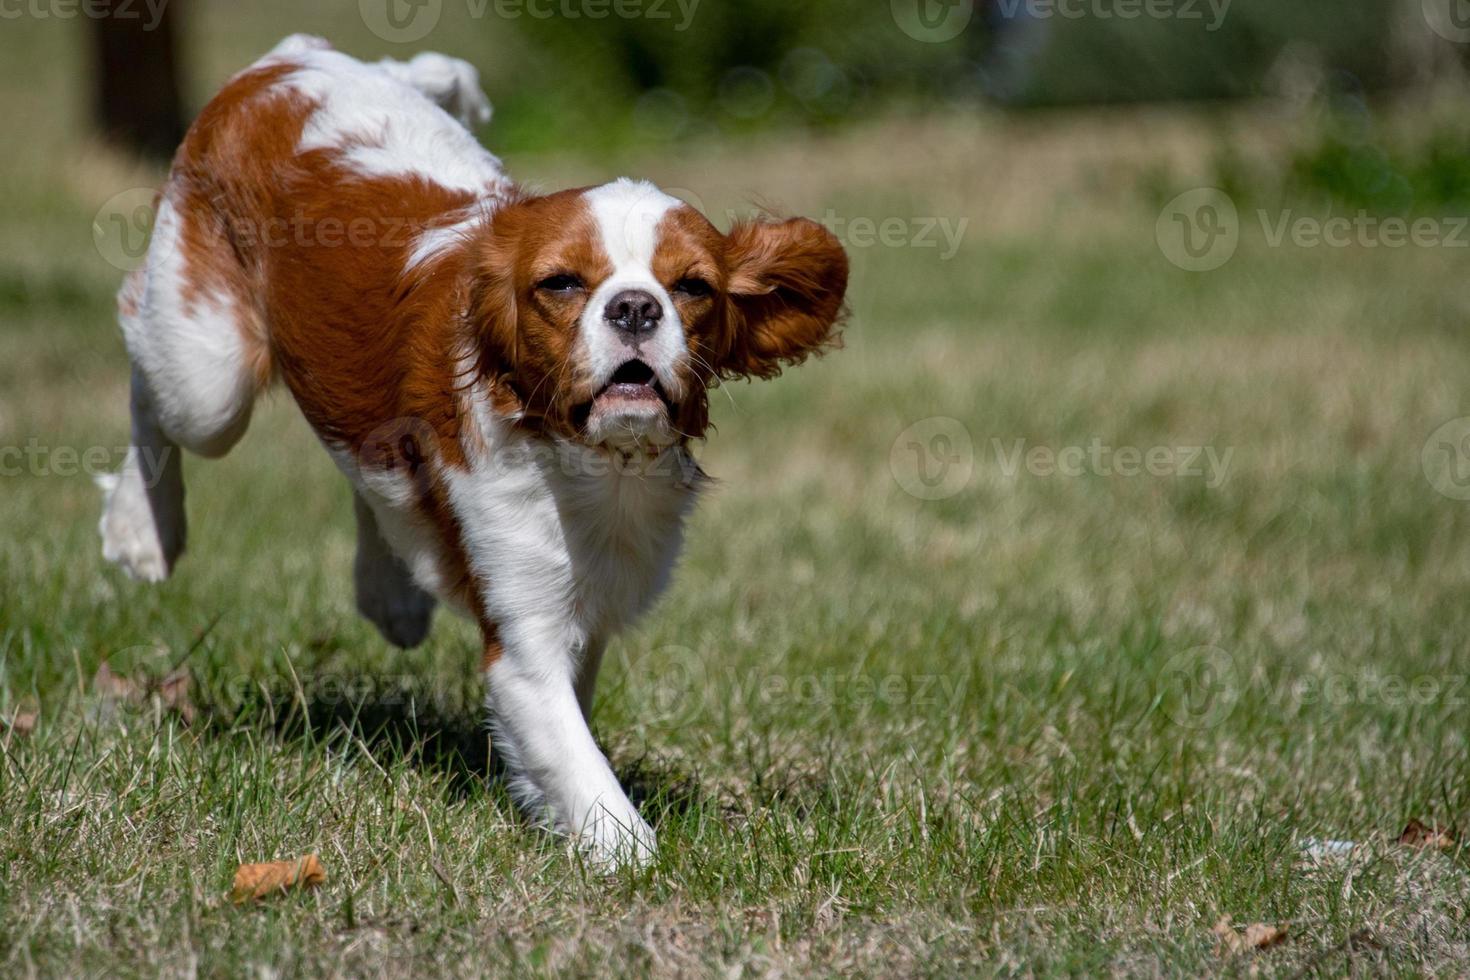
585, 179, 682, 272
577, 179, 691, 443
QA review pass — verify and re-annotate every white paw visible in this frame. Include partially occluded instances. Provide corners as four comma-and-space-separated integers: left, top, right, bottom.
578, 805, 657, 872
97, 473, 181, 582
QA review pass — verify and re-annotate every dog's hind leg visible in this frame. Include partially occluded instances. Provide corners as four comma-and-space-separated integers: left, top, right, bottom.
353, 491, 437, 648
99, 194, 267, 581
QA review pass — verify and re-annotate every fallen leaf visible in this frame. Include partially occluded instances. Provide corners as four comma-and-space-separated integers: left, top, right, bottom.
2, 711, 37, 736
230, 854, 327, 903
93, 661, 141, 701
92, 662, 197, 725
158, 669, 197, 725
1213, 917, 1288, 955
1398, 819, 1456, 850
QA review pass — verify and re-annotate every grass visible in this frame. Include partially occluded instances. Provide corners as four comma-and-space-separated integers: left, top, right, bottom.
4, 12, 1470, 978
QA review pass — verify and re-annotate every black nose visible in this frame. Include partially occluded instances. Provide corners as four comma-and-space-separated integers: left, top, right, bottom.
604, 289, 662, 337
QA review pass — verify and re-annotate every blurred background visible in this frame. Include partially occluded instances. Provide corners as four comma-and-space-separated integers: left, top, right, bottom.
6, 3, 1470, 973
9, 1, 1470, 222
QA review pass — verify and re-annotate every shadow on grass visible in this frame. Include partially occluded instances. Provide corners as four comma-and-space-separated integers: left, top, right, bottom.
204, 675, 715, 819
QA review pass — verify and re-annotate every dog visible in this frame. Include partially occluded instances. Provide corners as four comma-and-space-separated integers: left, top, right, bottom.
98, 36, 848, 867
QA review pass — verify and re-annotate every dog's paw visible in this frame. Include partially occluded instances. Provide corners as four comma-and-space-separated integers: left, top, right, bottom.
354, 569, 436, 649
97, 472, 182, 583
577, 806, 658, 873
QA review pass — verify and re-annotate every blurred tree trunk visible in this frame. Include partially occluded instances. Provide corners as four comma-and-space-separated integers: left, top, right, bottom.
89, 0, 185, 160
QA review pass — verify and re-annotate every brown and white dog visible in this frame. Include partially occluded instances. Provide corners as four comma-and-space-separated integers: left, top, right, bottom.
98, 36, 847, 866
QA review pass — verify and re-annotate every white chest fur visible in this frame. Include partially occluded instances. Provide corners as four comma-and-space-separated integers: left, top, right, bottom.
445, 429, 701, 656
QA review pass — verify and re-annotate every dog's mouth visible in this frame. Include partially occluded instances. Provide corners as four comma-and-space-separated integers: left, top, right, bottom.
592, 359, 673, 411
573, 359, 675, 437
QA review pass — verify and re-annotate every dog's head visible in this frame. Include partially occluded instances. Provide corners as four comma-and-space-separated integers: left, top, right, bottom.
469, 179, 848, 450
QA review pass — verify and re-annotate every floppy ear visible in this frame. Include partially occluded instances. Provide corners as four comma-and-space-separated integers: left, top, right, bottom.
722, 217, 848, 380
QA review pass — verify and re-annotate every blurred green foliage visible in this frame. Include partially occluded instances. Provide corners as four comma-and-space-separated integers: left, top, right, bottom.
1289, 129, 1470, 214
491, 0, 989, 152
488, 0, 1418, 151
1009, 0, 1405, 105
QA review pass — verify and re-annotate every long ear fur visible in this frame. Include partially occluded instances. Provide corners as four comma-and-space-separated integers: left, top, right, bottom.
723, 217, 849, 380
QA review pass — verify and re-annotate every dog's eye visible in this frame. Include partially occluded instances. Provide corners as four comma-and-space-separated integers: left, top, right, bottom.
674, 277, 713, 298
536, 273, 584, 293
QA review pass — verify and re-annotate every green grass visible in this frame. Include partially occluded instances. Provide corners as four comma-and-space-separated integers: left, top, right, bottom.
4, 13, 1470, 979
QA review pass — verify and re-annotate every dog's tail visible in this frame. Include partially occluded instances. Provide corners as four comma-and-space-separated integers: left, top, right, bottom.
377, 52, 494, 130
267, 35, 493, 131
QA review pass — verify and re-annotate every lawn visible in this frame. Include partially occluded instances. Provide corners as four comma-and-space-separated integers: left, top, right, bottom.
3, 11, 1470, 978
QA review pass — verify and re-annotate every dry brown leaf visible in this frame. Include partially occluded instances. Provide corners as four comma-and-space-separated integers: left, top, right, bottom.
158, 669, 197, 725
2, 711, 37, 736
1398, 819, 1456, 851
1213, 917, 1288, 955
93, 661, 141, 701
230, 854, 327, 903
93, 662, 197, 724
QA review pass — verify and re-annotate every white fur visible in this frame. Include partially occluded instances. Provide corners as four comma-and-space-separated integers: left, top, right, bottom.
376, 52, 494, 129
96, 407, 184, 584
265, 41, 508, 196
580, 180, 690, 408
406, 199, 498, 272
99, 191, 256, 581
447, 394, 701, 866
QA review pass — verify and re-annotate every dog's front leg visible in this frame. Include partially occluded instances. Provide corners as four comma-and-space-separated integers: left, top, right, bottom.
484, 627, 653, 869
